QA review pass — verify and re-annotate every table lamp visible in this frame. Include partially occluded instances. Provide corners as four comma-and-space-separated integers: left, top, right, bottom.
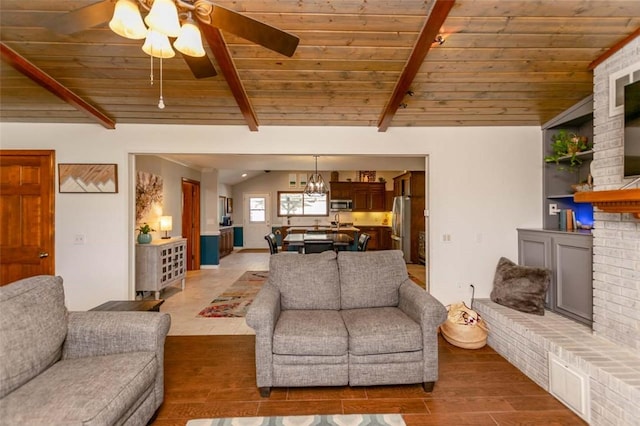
159, 215, 172, 239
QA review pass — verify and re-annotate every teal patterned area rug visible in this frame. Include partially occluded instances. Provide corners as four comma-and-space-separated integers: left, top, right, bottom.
187, 415, 406, 426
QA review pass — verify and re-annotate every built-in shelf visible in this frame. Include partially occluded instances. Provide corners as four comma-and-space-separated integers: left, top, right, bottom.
548, 194, 577, 199
574, 188, 640, 218
547, 150, 594, 165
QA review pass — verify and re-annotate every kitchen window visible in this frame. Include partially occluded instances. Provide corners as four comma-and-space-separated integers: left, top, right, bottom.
277, 191, 328, 217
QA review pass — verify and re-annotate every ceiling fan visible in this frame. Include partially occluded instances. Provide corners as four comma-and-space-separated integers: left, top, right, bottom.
46, 0, 300, 79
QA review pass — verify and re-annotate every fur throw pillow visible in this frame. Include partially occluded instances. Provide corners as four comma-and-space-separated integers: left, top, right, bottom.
490, 257, 550, 315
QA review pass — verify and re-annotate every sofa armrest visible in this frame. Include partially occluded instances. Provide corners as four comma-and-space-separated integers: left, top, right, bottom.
399, 280, 447, 383
245, 282, 281, 389
62, 311, 171, 359
399, 280, 447, 328
246, 283, 281, 335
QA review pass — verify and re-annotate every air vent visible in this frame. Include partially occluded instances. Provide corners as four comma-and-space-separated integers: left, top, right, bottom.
548, 352, 590, 422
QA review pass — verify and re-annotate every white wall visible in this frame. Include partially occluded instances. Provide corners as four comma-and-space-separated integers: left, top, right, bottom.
135, 155, 201, 239
0, 123, 542, 309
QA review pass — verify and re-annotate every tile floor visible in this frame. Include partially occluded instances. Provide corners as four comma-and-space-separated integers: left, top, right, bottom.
154, 250, 426, 336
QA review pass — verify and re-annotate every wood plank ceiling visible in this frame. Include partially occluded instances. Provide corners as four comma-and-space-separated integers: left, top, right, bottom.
1, 0, 639, 130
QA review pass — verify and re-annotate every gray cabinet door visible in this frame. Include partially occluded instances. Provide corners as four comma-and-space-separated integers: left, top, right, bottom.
553, 234, 593, 326
518, 230, 554, 308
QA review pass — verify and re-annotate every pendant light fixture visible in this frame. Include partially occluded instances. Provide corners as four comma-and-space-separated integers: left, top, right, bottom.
304, 155, 329, 196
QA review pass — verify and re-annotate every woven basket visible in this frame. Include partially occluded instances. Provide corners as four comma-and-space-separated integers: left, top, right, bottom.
440, 319, 488, 349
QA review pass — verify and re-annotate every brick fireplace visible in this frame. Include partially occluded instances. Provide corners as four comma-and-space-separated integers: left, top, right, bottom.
475, 38, 640, 425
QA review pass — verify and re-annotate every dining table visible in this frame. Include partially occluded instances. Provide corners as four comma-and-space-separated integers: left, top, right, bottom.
283, 232, 355, 252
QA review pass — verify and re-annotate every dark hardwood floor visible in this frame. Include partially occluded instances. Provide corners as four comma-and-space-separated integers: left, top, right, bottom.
153, 335, 586, 425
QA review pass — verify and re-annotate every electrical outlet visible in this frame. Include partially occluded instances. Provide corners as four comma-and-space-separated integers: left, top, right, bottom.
74, 234, 86, 245
549, 203, 560, 215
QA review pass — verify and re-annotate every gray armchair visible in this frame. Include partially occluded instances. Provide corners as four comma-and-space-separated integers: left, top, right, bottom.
0, 275, 171, 425
246, 250, 447, 397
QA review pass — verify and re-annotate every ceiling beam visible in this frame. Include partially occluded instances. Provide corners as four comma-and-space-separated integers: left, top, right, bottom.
0, 42, 116, 130
377, 0, 455, 132
199, 24, 259, 132
588, 27, 640, 71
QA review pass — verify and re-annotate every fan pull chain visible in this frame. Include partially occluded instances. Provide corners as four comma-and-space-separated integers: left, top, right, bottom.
158, 58, 165, 109
149, 55, 154, 86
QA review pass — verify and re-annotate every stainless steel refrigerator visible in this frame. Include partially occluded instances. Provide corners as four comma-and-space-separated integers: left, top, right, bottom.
391, 196, 411, 262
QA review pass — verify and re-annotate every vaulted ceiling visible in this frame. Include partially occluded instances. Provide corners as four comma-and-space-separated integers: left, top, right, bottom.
1, 0, 639, 131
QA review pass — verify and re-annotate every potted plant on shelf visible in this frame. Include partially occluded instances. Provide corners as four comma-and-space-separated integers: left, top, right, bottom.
136, 223, 155, 244
544, 129, 591, 170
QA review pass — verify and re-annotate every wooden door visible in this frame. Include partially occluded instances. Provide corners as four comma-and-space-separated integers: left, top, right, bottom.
181, 179, 200, 270
0, 150, 55, 285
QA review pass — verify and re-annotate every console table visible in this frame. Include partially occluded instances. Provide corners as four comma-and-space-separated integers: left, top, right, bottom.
135, 237, 187, 300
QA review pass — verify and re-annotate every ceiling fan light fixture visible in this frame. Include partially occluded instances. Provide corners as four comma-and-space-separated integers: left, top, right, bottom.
142, 29, 175, 58
144, 0, 181, 37
174, 17, 206, 57
109, 0, 147, 40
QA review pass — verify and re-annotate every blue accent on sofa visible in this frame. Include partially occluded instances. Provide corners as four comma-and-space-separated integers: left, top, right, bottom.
201, 235, 219, 265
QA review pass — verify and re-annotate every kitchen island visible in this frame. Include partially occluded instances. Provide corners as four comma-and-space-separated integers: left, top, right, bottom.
283, 233, 355, 253
276, 225, 391, 251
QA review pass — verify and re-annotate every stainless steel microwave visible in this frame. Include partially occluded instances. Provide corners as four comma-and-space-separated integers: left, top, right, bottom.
330, 199, 353, 211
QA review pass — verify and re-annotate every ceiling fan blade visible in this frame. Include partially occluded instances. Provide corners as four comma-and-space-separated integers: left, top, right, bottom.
181, 52, 217, 79
207, 5, 299, 57
46, 1, 113, 35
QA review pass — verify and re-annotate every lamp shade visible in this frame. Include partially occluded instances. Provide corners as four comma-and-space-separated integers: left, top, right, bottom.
144, 0, 181, 37
174, 18, 206, 57
142, 29, 175, 58
109, 0, 147, 40
159, 216, 173, 231
159, 215, 173, 238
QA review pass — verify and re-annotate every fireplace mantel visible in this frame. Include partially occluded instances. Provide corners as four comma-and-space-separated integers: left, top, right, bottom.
574, 188, 640, 218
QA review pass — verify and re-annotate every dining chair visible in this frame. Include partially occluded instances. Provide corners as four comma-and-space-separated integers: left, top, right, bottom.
304, 241, 334, 254
265, 233, 278, 254
357, 233, 371, 251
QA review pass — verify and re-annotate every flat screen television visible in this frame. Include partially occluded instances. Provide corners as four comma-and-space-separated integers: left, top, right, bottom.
624, 79, 640, 177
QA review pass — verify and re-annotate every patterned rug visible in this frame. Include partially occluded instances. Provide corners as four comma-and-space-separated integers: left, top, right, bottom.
187, 414, 405, 426
197, 271, 268, 318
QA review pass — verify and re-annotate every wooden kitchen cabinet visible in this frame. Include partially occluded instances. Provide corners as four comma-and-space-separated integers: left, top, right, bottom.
353, 183, 386, 212
358, 226, 392, 251
329, 182, 353, 200
219, 227, 233, 258
380, 227, 392, 250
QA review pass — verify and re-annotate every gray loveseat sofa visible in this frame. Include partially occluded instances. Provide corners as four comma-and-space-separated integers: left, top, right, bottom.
0, 275, 171, 425
246, 250, 447, 397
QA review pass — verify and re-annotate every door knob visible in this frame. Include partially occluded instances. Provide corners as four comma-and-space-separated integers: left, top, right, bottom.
39, 252, 49, 258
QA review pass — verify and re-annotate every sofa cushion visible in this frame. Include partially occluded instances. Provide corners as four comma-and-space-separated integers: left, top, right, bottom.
273, 310, 348, 356
0, 351, 157, 425
341, 307, 423, 355
269, 251, 340, 310
338, 251, 408, 309
0, 275, 68, 399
